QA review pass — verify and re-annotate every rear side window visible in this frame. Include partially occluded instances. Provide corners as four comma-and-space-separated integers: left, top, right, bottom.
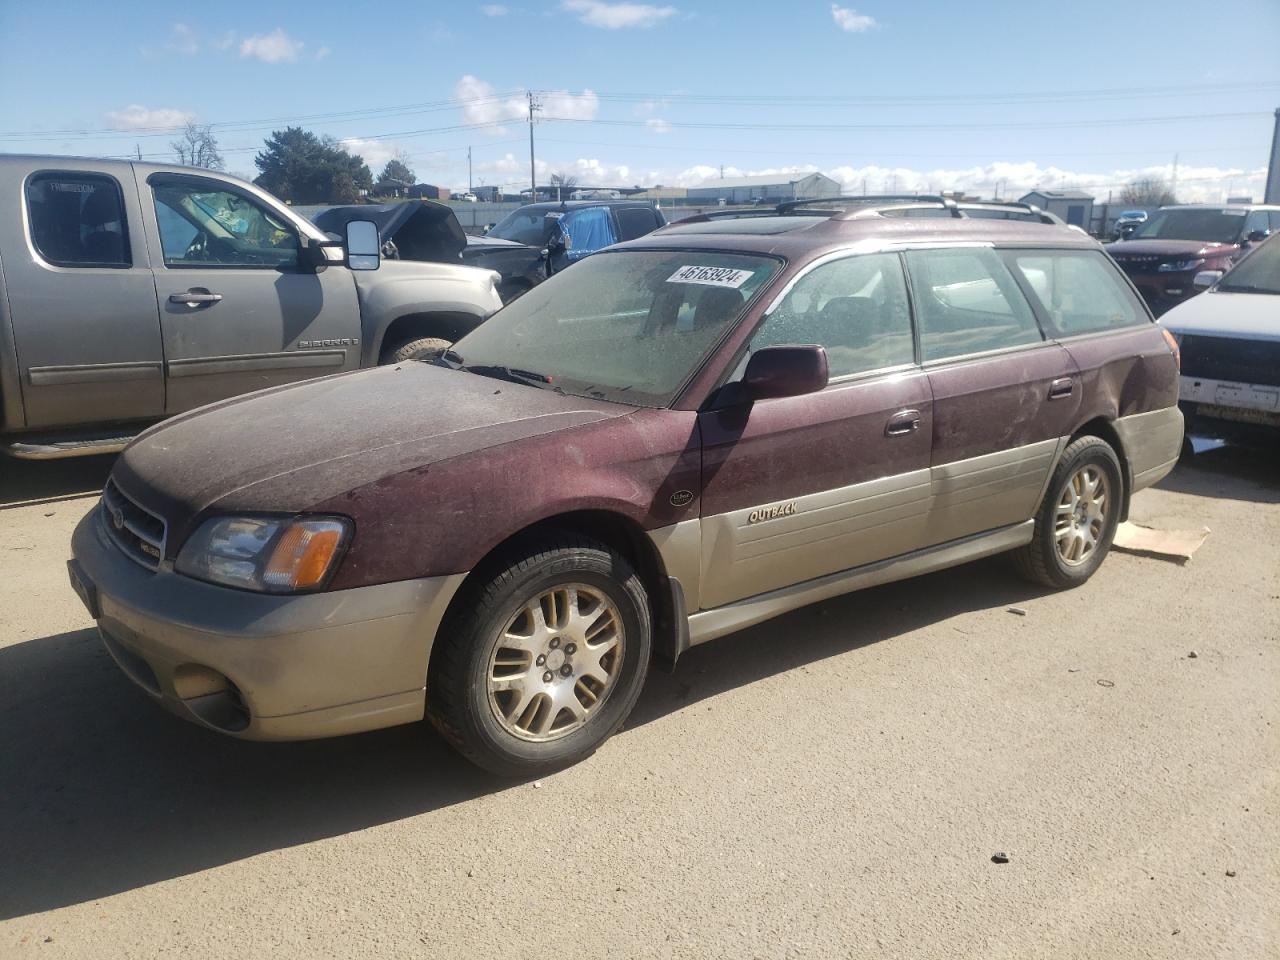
1006, 251, 1148, 337
615, 206, 661, 241
904, 248, 1042, 361
25, 172, 131, 268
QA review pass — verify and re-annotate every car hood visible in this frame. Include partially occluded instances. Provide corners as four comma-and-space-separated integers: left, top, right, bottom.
1107, 238, 1236, 258
466, 234, 528, 249
1159, 290, 1280, 342
112, 364, 630, 550
304, 200, 468, 262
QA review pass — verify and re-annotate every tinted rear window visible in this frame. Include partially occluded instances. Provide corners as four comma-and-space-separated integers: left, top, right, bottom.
26, 172, 131, 267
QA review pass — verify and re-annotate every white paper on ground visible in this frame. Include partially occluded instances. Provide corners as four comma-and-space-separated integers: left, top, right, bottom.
1112, 521, 1210, 563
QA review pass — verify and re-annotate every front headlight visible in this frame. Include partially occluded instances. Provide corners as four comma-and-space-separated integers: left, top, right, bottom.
175, 515, 351, 593
1158, 258, 1204, 272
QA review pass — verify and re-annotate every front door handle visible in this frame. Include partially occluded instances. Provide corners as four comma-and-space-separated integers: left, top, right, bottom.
885, 408, 922, 437
1048, 377, 1074, 400
169, 289, 223, 306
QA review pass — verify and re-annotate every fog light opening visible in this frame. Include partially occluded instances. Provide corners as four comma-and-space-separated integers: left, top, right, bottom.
175, 664, 250, 733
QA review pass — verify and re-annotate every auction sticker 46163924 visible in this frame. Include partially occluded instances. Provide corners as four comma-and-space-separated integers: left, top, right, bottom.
666, 265, 755, 288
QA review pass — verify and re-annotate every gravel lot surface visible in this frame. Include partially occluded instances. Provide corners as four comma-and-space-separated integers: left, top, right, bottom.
1, 448, 1276, 959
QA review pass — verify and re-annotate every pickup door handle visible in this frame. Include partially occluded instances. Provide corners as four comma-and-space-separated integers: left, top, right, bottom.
1048, 377, 1075, 400
169, 290, 223, 305
885, 408, 922, 437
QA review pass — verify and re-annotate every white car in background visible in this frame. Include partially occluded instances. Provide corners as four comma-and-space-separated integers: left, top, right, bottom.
1160, 234, 1280, 442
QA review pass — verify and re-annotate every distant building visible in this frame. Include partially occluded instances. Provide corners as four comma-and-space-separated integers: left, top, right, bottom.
371, 178, 410, 199
686, 172, 840, 204
472, 185, 503, 202
1019, 189, 1095, 229
630, 187, 688, 202
407, 183, 445, 200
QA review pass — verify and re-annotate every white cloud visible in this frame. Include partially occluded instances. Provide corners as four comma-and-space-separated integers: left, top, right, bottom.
105, 104, 194, 131
831, 4, 876, 33
645, 118, 672, 134
480, 4, 509, 14
167, 23, 200, 55
562, 0, 677, 29
239, 28, 303, 63
339, 138, 408, 170
315, 45, 332, 60
454, 75, 598, 135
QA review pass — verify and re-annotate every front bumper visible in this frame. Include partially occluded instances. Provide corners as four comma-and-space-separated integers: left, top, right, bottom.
70, 508, 465, 740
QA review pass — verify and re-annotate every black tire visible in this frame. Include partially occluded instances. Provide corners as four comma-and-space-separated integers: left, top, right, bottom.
384, 337, 450, 364
1012, 435, 1124, 589
427, 535, 652, 777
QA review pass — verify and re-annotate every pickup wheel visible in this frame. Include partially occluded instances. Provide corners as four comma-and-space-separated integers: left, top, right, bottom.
427, 535, 652, 777
383, 337, 451, 364
1012, 436, 1123, 589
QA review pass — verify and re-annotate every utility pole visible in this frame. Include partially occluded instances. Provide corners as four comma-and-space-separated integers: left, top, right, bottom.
1265, 108, 1280, 204
1171, 152, 1179, 201
467, 146, 472, 194
135, 143, 141, 161
527, 91, 540, 199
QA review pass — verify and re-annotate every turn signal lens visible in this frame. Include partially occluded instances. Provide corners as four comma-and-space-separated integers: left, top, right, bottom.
1160, 327, 1181, 370
263, 520, 348, 591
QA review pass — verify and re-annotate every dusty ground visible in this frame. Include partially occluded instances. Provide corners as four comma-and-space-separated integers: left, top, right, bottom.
0, 447, 1276, 959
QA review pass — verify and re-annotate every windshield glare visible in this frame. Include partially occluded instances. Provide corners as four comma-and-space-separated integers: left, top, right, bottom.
1218, 237, 1280, 295
447, 250, 780, 406
487, 208, 559, 246
1133, 209, 1245, 244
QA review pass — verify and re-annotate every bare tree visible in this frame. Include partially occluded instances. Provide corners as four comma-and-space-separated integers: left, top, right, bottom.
171, 122, 224, 170
549, 172, 579, 201
1119, 177, 1176, 206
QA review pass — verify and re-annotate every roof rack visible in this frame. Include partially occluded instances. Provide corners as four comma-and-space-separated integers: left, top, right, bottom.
776, 194, 953, 213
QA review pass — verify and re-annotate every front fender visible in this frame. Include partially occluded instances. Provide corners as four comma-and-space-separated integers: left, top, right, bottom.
354, 263, 502, 364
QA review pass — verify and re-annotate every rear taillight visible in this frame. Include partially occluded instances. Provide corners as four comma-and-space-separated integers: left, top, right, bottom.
1161, 327, 1181, 370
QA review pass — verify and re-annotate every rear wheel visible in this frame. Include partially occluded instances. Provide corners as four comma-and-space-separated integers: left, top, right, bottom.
1012, 435, 1123, 589
384, 336, 450, 364
427, 536, 652, 777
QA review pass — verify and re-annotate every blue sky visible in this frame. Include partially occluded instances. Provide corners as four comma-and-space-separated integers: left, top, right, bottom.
2, 0, 1278, 200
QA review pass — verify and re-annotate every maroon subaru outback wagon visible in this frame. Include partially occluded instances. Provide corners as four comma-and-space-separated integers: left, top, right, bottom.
70, 199, 1184, 775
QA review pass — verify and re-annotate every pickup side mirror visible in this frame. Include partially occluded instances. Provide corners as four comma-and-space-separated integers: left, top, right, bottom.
1193, 269, 1224, 289
1246, 229, 1269, 244
345, 219, 381, 271
742, 345, 829, 401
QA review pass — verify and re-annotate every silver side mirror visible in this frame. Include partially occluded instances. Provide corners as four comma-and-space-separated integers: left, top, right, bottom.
345, 220, 380, 271
1193, 270, 1223, 289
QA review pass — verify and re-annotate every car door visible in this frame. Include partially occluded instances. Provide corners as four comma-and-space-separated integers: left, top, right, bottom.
2, 161, 164, 429
136, 168, 363, 414
697, 251, 934, 610
902, 245, 1081, 547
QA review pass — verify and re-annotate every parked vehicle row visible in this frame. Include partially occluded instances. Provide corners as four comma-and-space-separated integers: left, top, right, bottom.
0, 156, 504, 459
69, 197, 1183, 776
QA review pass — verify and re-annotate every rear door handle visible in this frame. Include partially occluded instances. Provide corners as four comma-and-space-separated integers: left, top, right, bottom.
885, 408, 922, 436
169, 290, 223, 305
1048, 377, 1074, 400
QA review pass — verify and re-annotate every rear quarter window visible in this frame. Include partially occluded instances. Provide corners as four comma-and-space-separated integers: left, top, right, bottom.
1006, 250, 1148, 337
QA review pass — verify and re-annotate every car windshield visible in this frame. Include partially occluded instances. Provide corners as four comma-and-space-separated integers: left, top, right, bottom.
1217, 237, 1280, 295
445, 249, 780, 406
487, 208, 560, 246
1132, 208, 1245, 244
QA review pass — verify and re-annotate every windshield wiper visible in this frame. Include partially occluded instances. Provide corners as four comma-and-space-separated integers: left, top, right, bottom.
1216, 283, 1280, 295
460, 363, 560, 391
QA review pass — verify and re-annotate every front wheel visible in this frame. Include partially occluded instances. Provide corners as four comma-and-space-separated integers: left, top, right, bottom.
383, 337, 450, 364
1012, 435, 1123, 589
427, 535, 652, 777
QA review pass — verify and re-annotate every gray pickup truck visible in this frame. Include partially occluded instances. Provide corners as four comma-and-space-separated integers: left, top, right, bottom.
0, 155, 504, 459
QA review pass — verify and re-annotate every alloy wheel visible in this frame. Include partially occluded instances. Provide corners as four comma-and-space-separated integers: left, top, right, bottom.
1054, 464, 1109, 566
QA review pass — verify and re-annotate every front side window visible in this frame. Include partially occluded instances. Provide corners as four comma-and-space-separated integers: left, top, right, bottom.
904, 247, 1043, 361
448, 250, 779, 406
1008, 251, 1148, 336
151, 177, 298, 268
751, 253, 914, 378
26, 172, 130, 267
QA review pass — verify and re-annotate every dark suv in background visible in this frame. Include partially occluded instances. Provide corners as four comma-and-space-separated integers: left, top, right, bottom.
484, 199, 667, 275
1107, 203, 1280, 315
71, 197, 1182, 776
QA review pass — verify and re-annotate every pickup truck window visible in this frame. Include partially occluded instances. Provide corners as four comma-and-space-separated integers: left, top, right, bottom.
151, 176, 299, 269
25, 172, 131, 268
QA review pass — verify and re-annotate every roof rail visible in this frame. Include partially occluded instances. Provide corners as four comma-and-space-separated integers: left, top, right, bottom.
776, 194, 952, 213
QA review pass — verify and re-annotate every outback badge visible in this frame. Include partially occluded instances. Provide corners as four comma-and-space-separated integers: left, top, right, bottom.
748, 501, 797, 524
